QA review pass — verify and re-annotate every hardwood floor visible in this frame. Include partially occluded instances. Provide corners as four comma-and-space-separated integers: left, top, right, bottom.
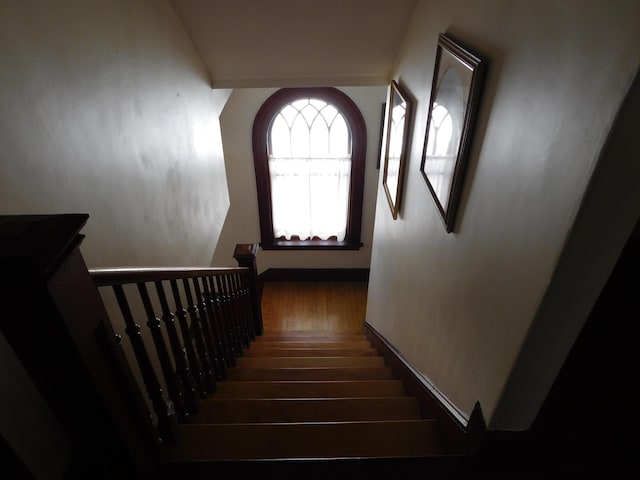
260, 281, 368, 333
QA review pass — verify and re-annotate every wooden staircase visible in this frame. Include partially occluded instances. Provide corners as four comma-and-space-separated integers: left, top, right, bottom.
159, 330, 451, 476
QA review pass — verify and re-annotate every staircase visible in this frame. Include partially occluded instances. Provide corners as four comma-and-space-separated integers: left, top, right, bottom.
158, 330, 451, 477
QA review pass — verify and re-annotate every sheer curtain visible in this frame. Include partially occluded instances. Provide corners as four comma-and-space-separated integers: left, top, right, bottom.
268, 99, 352, 241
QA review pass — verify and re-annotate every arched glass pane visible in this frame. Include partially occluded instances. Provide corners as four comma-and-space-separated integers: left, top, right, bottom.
279, 104, 299, 127
329, 114, 349, 157
270, 114, 291, 157
300, 102, 320, 127
309, 117, 330, 157
290, 113, 310, 157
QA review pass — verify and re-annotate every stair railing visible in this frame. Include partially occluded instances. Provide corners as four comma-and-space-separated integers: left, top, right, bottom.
0, 214, 262, 479
89, 257, 262, 443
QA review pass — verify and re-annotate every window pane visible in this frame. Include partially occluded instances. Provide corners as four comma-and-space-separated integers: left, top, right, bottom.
309, 117, 330, 157
290, 113, 310, 157
329, 114, 350, 157
270, 114, 291, 157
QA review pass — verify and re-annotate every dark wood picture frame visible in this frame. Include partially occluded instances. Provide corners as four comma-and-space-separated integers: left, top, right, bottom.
420, 33, 486, 232
382, 80, 413, 220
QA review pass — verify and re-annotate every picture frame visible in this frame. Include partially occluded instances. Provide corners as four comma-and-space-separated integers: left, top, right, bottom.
420, 33, 486, 233
382, 80, 413, 220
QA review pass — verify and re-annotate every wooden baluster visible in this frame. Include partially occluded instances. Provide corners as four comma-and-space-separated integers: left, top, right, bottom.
216, 274, 243, 357
233, 243, 263, 336
169, 279, 206, 399
206, 275, 236, 368
200, 275, 229, 376
182, 278, 216, 394
136, 282, 187, 422
154, 280, 199, 417
228, 272, 250, 349
238, 270, 256, 342
191, 276, 223, 380
112, 284, 177, 443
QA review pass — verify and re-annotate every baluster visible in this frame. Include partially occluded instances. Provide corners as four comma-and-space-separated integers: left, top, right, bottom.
238, 270, 256, 342
217, 274, 243, 357
206, 275, 235, 368
228, 272, 250, 349
169, 279, 206, 399
136, 282, 187, 422
112, 285, 177, 443
200, 276, 229, 377
191, 276, 223, 380
233, 243, 263, 336
154, 280, 199, 417
182, 278, 216, 394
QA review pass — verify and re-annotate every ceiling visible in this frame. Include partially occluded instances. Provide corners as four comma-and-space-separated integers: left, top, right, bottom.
170, 0, 418, 88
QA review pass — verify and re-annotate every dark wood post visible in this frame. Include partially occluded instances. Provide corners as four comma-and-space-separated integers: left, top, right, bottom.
233, 243, 263, 336
0, 214, 158, 479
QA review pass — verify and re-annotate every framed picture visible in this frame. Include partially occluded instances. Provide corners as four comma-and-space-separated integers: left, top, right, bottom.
420, 33, 486, 232
382, 80, 413, 220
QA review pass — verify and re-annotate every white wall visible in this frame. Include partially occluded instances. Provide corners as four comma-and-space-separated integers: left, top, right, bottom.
366, 0, 640, 429
212, 86, 387, 272
0, 1, 233, 476
0, 0, 231, 268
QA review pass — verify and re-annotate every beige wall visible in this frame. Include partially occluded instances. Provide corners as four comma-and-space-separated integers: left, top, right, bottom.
0, 1, 233, 476
212, 86, 387, 272
366, 0, 640, 429
0, 0, 231, 268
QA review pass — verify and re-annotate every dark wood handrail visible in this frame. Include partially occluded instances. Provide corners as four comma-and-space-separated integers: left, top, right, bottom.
90, 266, 248, 286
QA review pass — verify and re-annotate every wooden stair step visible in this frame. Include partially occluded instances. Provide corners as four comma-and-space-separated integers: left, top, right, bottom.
248, 340, 372, 349
195, 397, 423, 423
162, 420, 443, 460
254, 334, 368, 342
242, 347, 379, 357
235, 356, 385, 368
213, 380, 406, 398
224, 366, 395, 381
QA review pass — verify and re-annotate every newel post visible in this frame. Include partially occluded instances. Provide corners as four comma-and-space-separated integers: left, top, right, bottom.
0, 215, 157, 478
233, 243, 263, 336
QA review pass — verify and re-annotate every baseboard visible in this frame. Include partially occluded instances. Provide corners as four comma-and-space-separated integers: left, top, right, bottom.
258, 268, 370, 282
363, 321, 468, 454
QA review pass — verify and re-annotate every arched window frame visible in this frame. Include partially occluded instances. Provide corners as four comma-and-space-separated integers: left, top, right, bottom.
252, 87, 366, 250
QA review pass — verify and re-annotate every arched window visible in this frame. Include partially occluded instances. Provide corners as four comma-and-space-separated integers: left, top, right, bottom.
252, 88, 366, 250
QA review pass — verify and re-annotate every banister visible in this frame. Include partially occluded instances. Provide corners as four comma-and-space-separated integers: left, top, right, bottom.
89, 266, 249, 286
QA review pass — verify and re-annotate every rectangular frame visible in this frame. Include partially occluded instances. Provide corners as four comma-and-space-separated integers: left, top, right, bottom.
420, 33, 486, 232
382, 80, 413, 220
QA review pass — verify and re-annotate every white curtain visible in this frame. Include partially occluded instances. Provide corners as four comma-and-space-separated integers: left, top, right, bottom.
269, 156, 350, 241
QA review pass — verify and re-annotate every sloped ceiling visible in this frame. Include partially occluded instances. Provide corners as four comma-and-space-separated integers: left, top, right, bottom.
170, 0, 418, 88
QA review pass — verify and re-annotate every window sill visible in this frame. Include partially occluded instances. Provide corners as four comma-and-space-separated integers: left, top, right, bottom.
260, 239, 363, 251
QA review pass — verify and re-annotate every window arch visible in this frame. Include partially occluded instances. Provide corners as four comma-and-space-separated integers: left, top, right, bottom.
252, 88, 366, 250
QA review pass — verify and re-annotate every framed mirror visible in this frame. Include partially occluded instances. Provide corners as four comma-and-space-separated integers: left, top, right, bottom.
420, 33, 486, 233
382, 80, 413, 220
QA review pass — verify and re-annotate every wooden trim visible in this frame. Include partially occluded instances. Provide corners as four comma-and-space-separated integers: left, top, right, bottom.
89, 266, 248, 286
363, 321, 467, 454
259, 268, 370, 283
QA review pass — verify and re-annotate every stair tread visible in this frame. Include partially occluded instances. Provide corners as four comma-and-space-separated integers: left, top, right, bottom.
162, 420, 443, 460
249, 340, 372, 348
243, 347, 379, 357
235, 356, 386, 368
213, 380, 406, 398
195, 397, 423, 423
225, 366, 395, 381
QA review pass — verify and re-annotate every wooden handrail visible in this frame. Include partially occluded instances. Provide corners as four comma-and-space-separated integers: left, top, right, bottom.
90, 266, 248, 286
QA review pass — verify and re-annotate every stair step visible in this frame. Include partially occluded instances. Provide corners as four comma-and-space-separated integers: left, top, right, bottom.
255, 334, 368, 342
225, 366, 395, 381
235, 356, 385, 368
242, 347, 379, 357
248, 340, 372, 349
213, 380, 406, 398
195, 397, 423, 423
162, 420, 443, 460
